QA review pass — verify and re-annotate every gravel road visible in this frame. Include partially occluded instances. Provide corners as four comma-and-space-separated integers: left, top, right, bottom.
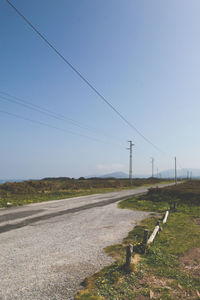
0, 184, 172, 300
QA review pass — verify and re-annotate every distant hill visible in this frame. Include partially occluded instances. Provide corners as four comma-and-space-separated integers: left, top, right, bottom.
87, 172, 150, 179
87, 168, 200, 179
86, 172, 129, 179
87, 171, 159, 179
159, 168, 200, 178
100, 172, 129, 178
1, 167, 200, 185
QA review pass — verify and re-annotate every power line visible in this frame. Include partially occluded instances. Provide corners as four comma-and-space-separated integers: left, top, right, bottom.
5, 0, 164, 153
0, 109, 107, 143
0, 91, 124, 146
0, 91, 107, 134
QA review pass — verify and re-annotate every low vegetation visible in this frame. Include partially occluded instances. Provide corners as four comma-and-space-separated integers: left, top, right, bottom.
76, 180, 200, 299
0, 177, 168, 208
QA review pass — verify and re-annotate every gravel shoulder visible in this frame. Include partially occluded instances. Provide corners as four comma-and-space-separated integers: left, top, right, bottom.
0, 184, 173, 300
0, 202, 150, 300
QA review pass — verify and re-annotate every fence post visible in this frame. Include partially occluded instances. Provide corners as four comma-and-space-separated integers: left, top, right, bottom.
163, 210, 169, 224
173, 202, 177, 211
147, 223, 160, 244
157, 220, 162, 232
125, 244, 133, 267
143, 229, 149, 245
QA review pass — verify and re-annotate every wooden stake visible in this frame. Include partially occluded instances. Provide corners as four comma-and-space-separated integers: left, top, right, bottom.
143, 229, 149, 245
173, 202, 177, 211
163, 210, 169, 224
125, 244, 133, 267
147, 224, 160, 244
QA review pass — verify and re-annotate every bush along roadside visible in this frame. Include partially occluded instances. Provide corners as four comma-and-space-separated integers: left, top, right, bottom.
0, 178, 170, 208
75, 181, 200, 300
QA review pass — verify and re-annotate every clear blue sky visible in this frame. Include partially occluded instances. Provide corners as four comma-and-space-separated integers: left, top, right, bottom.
0, 0, 200, 179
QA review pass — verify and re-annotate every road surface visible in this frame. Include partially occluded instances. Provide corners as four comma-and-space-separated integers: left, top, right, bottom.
0, 183, 172, 300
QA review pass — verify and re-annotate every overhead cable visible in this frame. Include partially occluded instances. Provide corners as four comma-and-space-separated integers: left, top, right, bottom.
5, 0, 164, 153
0, 109, 107, 143
0, 91, 124, 146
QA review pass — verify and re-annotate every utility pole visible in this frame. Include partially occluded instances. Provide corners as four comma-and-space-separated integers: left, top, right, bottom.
127, 141, 134, 185
151, 157, 154, 178
175, 156, 177, 184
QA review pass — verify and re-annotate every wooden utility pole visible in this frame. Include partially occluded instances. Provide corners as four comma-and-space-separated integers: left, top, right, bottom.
151, 157, 154, 178
175, 156, 177, 184
127, 141, 134, 185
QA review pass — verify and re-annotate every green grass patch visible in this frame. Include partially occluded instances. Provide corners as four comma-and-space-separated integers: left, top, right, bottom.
118, 195, 169, 212
0, 178, 171, 208
76, 181, 200, 299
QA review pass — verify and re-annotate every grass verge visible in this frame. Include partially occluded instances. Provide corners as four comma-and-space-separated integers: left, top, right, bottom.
75, 181, 200, 299
0, 178, 171, 208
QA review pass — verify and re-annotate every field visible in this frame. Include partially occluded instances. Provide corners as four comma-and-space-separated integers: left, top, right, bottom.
76, 180, 200, 300
0, 177, 168, 208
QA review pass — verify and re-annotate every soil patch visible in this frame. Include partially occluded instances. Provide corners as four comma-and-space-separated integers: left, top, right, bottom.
194, 218, 200, 225
179, 247, 200, 277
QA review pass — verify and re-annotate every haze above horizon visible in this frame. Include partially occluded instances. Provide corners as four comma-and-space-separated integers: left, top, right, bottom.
1, 0, 200, 179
